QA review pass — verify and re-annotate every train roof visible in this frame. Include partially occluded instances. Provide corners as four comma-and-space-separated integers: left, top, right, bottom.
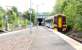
54, 14, 65, 16
45, 14, 66, 20
45, 16, 54, 20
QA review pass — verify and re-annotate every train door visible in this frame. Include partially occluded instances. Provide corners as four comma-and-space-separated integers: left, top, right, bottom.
58, 16, 62, 28
57, 16, 63, 31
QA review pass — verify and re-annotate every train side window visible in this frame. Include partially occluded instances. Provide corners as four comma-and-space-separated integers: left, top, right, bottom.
54, 17, 57, 24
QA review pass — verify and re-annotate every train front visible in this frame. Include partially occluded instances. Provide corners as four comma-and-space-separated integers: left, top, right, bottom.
53, 14, 67, 32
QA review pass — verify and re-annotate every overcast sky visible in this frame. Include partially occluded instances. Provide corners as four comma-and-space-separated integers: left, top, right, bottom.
0, 0, 56, 13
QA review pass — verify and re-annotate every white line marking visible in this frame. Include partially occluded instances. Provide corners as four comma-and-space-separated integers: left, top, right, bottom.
0, 29, 28, 36
49, 29, 82, 50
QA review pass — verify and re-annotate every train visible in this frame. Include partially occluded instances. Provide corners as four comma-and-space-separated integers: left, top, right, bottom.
45, 14, 67, 32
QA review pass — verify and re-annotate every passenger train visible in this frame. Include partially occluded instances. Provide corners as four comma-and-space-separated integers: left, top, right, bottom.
45, 14, 67, 32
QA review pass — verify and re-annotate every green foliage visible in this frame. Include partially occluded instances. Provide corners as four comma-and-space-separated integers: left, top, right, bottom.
0, 6, 36, 31
23, 9, 36, 24
7, 7, 19, 27
0, 7, 5, 30
7, 7, 30, 28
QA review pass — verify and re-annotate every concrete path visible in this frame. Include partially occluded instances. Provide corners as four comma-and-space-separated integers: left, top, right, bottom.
29, 26, 75, 50
0, 26, 77, 50
0, 29, 32, 50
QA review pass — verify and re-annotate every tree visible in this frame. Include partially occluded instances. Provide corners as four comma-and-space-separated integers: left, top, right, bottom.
7, 6, 21, 30
23, 9, 36, 24
0, 7, 5, 30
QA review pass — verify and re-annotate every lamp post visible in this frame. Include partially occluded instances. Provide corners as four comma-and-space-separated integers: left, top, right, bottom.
5, 6, 12, 31
29, 0, 32, 33
5, 15, 8, 31
36, 5, 39, 28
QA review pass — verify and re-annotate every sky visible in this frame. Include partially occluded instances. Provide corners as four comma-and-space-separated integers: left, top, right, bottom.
0, 0, 56, 13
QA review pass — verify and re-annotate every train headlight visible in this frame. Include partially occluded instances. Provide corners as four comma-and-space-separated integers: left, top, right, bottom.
63, 28, 66, 31
63, 25, 67, 28
54, 24, 57, 27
